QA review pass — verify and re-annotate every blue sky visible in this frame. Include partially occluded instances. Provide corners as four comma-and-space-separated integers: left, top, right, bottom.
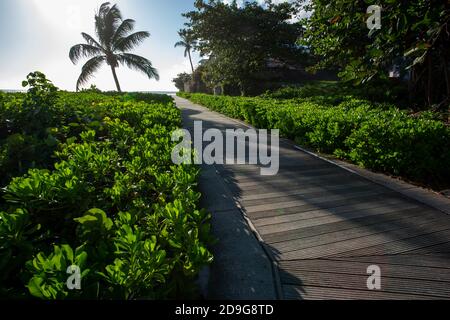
0, 0, 201, 91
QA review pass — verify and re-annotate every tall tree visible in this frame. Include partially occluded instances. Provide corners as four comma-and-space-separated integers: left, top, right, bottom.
183, 0, 306, 95
69, 2, 159, 92
298, 0, 450, 109
175, 29, 196, 73
172, 72, 192, 91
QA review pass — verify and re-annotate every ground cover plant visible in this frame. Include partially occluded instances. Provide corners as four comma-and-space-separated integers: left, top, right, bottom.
178, 89, 450, 191
0, 72, 213, 299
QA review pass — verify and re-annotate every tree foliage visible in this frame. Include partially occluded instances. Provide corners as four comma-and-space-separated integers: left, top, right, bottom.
183, 0, 307, 95
174, 29, 197, 73
69, 2, 159, 92
172, 73, 192, 91
298, 0, 450, 109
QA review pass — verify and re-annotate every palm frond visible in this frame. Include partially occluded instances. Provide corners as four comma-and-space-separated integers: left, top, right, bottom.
72, 2, 157, 90
69, 44, 103, 64
76, 55, 106, 91
174, 41, 190, 57
81, 32, 103, 49
112, 19, 135, 44
114, 31, 150, 52
95, 3, 122, 48
95, 4, 109, 46
98, 2, 111, 16
104, 4, 122, 35
117, 53, 159, 81
174, 40, 186, 48
175, 28, 197, 59
177, 29, 196, 46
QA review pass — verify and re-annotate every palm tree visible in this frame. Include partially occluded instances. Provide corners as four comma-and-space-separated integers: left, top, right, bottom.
69, 2, 159, 92
175, 29, 196, 74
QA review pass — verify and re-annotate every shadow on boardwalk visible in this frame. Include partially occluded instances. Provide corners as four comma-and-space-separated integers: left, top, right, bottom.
176, 96, 450, 300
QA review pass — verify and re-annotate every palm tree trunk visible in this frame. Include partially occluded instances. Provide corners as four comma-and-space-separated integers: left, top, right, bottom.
188, 49, 194, 74
110, 65, 122, 92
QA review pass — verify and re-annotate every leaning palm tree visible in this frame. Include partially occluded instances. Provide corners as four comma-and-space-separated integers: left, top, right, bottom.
175, 29, 196, 74
69, 2, 159, 92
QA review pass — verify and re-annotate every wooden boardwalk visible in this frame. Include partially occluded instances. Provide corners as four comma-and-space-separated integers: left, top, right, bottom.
175, 96, 450, 300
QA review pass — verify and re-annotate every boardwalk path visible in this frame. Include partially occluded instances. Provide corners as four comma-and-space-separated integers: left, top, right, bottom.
175, 96, 450, 300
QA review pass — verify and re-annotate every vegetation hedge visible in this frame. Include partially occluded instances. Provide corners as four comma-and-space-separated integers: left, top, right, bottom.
178, 92, 450, 190
260, 81, 410, 108
0, 73, 213, 299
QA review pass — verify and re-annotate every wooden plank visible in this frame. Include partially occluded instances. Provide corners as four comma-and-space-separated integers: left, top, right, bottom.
253, 199, 419, 227
241, 184, 387, 207
224, 168, 340, 185
406, 242, 450, 254
283, 285, 436, 300
220, 152, 319, 171
263, 207, 435, 244
280, 223, 450, 260
280, 270, 450, 298
268, 209, 441, 254
239, 180, 371, 201
234, 172, 348, 189
331, 254, 450, 269
233, 172, 373, 192
247, 193, 402, 220
279, 259, 450, 282
183, 97, 450, 300
223, 167, 338, 182
219, 163, 332, 176
245, 189, 394, 214
257, 203, 419, 235
230, 170, 365, 188
331, 228, 450, 258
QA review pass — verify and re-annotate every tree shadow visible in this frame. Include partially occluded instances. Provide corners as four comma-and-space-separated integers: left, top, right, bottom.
178, 97, 450, 300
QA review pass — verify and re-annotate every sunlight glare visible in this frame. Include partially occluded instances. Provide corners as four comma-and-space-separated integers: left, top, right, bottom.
31, 0, 105, 32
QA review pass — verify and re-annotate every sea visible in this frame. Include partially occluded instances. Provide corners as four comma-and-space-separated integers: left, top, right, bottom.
0, 89, 177, 95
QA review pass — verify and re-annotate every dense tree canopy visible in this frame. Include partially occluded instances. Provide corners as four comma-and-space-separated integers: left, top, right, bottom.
172, 72, 192, 91
183, 0, 307, 95
298, 0, 450, 109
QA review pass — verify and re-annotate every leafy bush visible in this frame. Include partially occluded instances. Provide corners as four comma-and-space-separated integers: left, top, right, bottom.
111, 92, 174, 105
261, 80, 409, 108
0, 75, 212, 299
178, 92, 450, 189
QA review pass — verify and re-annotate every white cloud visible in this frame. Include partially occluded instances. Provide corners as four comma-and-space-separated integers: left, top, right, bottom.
0, 0, 196, 92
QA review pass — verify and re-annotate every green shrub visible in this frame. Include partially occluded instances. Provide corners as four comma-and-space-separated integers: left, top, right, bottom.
0, 80, 212, 299
178, 92, 450, 189
345, 112, 450, 187
261, 80, 409, 107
